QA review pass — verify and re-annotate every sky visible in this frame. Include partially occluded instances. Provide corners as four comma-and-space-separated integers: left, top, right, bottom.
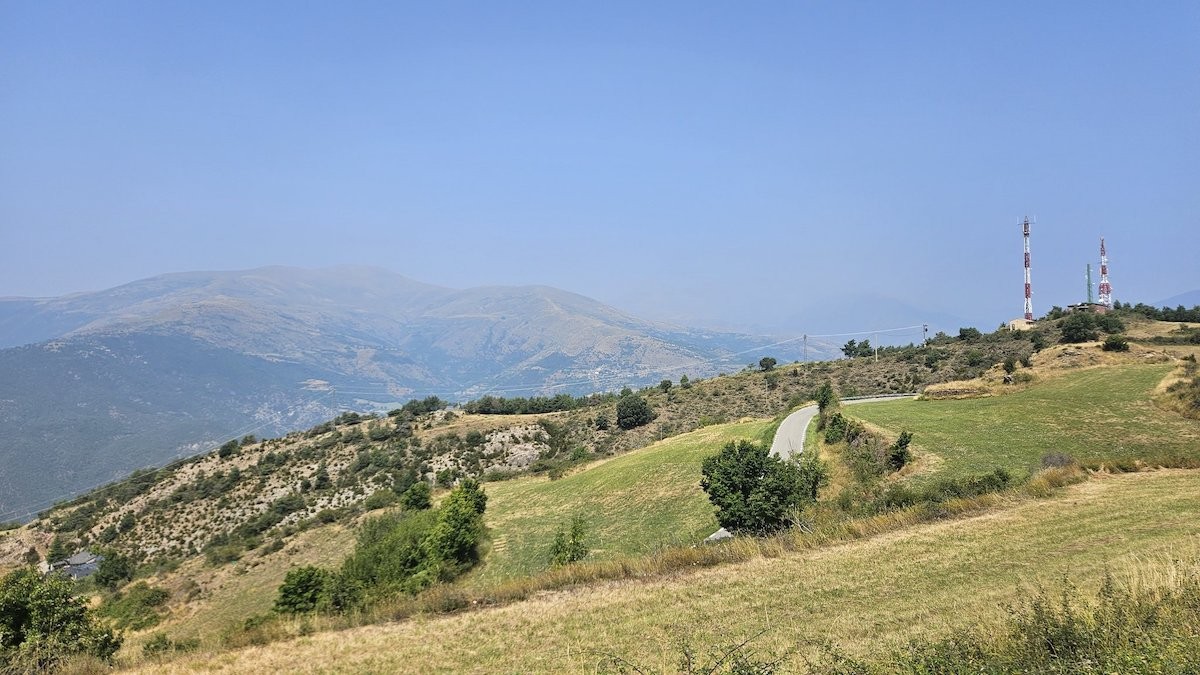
2, 1, 1197, 334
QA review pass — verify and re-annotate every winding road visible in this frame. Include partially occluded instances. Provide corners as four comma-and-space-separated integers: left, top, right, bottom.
706, 393, 916, 542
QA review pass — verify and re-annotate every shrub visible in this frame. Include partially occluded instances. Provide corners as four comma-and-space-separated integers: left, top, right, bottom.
0, 568, 122, 670
399, 481, 432, 511
700, 440, 821, 534
274, 566, 329, 614
1095, 312, 1125, 333
142, 631, 198, 657
886, 431, 913, 471
363, 489, 398, 511
91, 550, 134, 591
1060, 313, 1099, 343
548, 516, 589, 567
100, 581, 170, 630
616, 394, 655, 430
1102, 334, 1130, 352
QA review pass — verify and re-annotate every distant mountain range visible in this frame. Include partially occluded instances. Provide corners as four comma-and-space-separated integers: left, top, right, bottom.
1155, 290, 1200, 309
0, 266, 820, 520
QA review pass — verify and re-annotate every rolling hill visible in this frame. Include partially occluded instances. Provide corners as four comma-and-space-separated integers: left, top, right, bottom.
0, 266, 819, 521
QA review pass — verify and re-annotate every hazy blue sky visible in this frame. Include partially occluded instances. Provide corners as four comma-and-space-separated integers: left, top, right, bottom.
2, 2, 1197, 333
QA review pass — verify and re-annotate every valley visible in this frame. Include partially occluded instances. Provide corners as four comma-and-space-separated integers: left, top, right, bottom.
2, 310, 1199, 673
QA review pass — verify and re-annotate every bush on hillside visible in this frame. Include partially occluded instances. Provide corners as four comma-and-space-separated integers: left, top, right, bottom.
274, 566, 329, 614
278, 480, 490, 614
548, 516, 589, 567
700, 440, 825, 534
0, 568, 122, 670
399, 481, 432, 510
886, 431, 913, 471
100, 581, 170, 630
91, 549, 134, 591
616, 394, 655, 430
1102, 334, 1130, 352
1060, 313, 1099, 343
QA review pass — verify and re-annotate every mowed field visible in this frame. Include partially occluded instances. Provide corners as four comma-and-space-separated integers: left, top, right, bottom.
136, 468, 1200, 674
469, 419, 774, 584
851, 363, 1200, 480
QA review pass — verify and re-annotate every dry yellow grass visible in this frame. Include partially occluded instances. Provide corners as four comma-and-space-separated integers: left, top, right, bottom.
119, 520, 357, 656
126, 469, 1200, 674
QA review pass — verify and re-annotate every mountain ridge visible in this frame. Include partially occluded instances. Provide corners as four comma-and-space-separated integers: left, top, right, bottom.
0, 266, 819, 520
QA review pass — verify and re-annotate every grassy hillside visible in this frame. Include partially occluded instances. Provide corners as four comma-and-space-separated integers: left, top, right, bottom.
132, 469, 1200, 673
850, 362, 1200, 480
472, 419, 774, 583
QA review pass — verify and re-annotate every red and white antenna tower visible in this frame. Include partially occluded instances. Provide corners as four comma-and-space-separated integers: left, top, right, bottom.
1022, 217, 1033, 321
1098, 237, 1112, 308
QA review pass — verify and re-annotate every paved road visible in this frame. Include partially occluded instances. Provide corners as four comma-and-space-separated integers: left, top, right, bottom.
706, 393, 916, 542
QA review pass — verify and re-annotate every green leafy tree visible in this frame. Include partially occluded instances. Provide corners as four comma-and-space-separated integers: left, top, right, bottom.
422, 483, 486, 580
455, 478, 487, 514
46, 536, 69, 564
679, 375, 691, 389
856, 340, 873, 358
841, 339, 859, 358
1061, 313, 1099, 343
1095, 313, 1125, 334
758, 357, 777, 371
814, 381, 838, 413
274, 566, 329, 614
616, 394, 655, 430
92, 550, 134, 591
0, 568, 122, 670
594, 413, 610, 431
399, 481, 432, 511
548, 516, 589, 567
957, 327, 982, 341
700, 440, 813, 533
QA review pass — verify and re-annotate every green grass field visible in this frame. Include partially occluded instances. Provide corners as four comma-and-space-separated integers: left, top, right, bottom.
850, 363, 1200, 480
139, 469, 1200, 674
469, 419, 774, 584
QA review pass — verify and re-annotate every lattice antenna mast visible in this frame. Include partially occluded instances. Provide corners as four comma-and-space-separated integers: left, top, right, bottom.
1098, 237, 1113, 308
1086, 264, 1094, 304
1023, 217, 1033, 321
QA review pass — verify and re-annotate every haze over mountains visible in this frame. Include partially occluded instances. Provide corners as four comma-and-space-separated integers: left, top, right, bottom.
0, 266, 817, 521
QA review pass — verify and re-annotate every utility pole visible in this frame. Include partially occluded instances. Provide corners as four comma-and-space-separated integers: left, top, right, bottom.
922, 323, 929, 345
874, 332, 879, 363
802, 334, 808, 363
